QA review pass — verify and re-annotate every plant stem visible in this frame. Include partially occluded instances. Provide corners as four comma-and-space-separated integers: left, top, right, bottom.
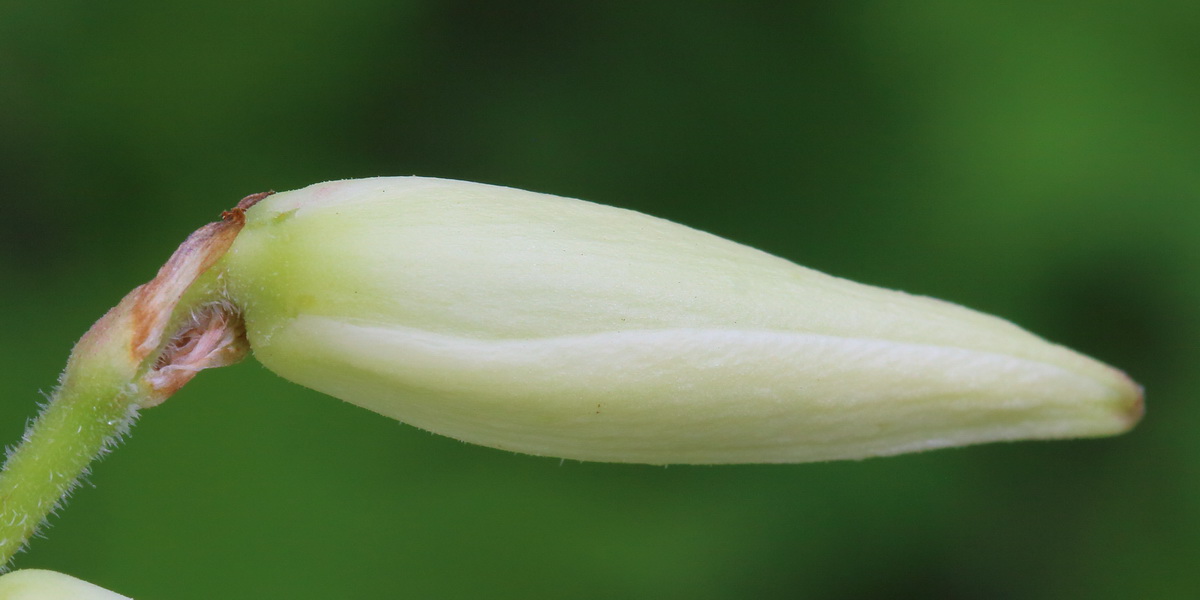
0, 378, 146, 566
0, 196, 260, 568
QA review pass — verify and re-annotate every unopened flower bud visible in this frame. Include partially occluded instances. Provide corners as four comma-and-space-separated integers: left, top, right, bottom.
216, 177, 1142, 464
0, 570, 130, 600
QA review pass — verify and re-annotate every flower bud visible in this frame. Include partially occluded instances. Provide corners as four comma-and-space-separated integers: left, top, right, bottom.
217, 177, 1142, 464
0, 570, 130, 600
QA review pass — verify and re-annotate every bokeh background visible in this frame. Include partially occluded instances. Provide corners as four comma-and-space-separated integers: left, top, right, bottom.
2, 2, 1197, 598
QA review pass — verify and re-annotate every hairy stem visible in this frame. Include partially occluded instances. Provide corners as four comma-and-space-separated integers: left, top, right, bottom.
0, 377, 146, 566
0, 192, 262, 569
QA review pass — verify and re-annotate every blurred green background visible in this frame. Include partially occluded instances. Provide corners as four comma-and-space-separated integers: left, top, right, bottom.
1, 2, 1197, 598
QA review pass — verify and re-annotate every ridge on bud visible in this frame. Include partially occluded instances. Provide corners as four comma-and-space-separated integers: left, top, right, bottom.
216, 177, 1142, 464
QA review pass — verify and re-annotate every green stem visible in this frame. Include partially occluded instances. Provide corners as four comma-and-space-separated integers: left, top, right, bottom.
0, 374, 146, 566
0, 200, 252, 568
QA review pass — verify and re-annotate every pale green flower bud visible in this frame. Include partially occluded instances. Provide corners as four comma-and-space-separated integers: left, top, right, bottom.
0, 570, 130, 600
217, 177, 1142, 464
